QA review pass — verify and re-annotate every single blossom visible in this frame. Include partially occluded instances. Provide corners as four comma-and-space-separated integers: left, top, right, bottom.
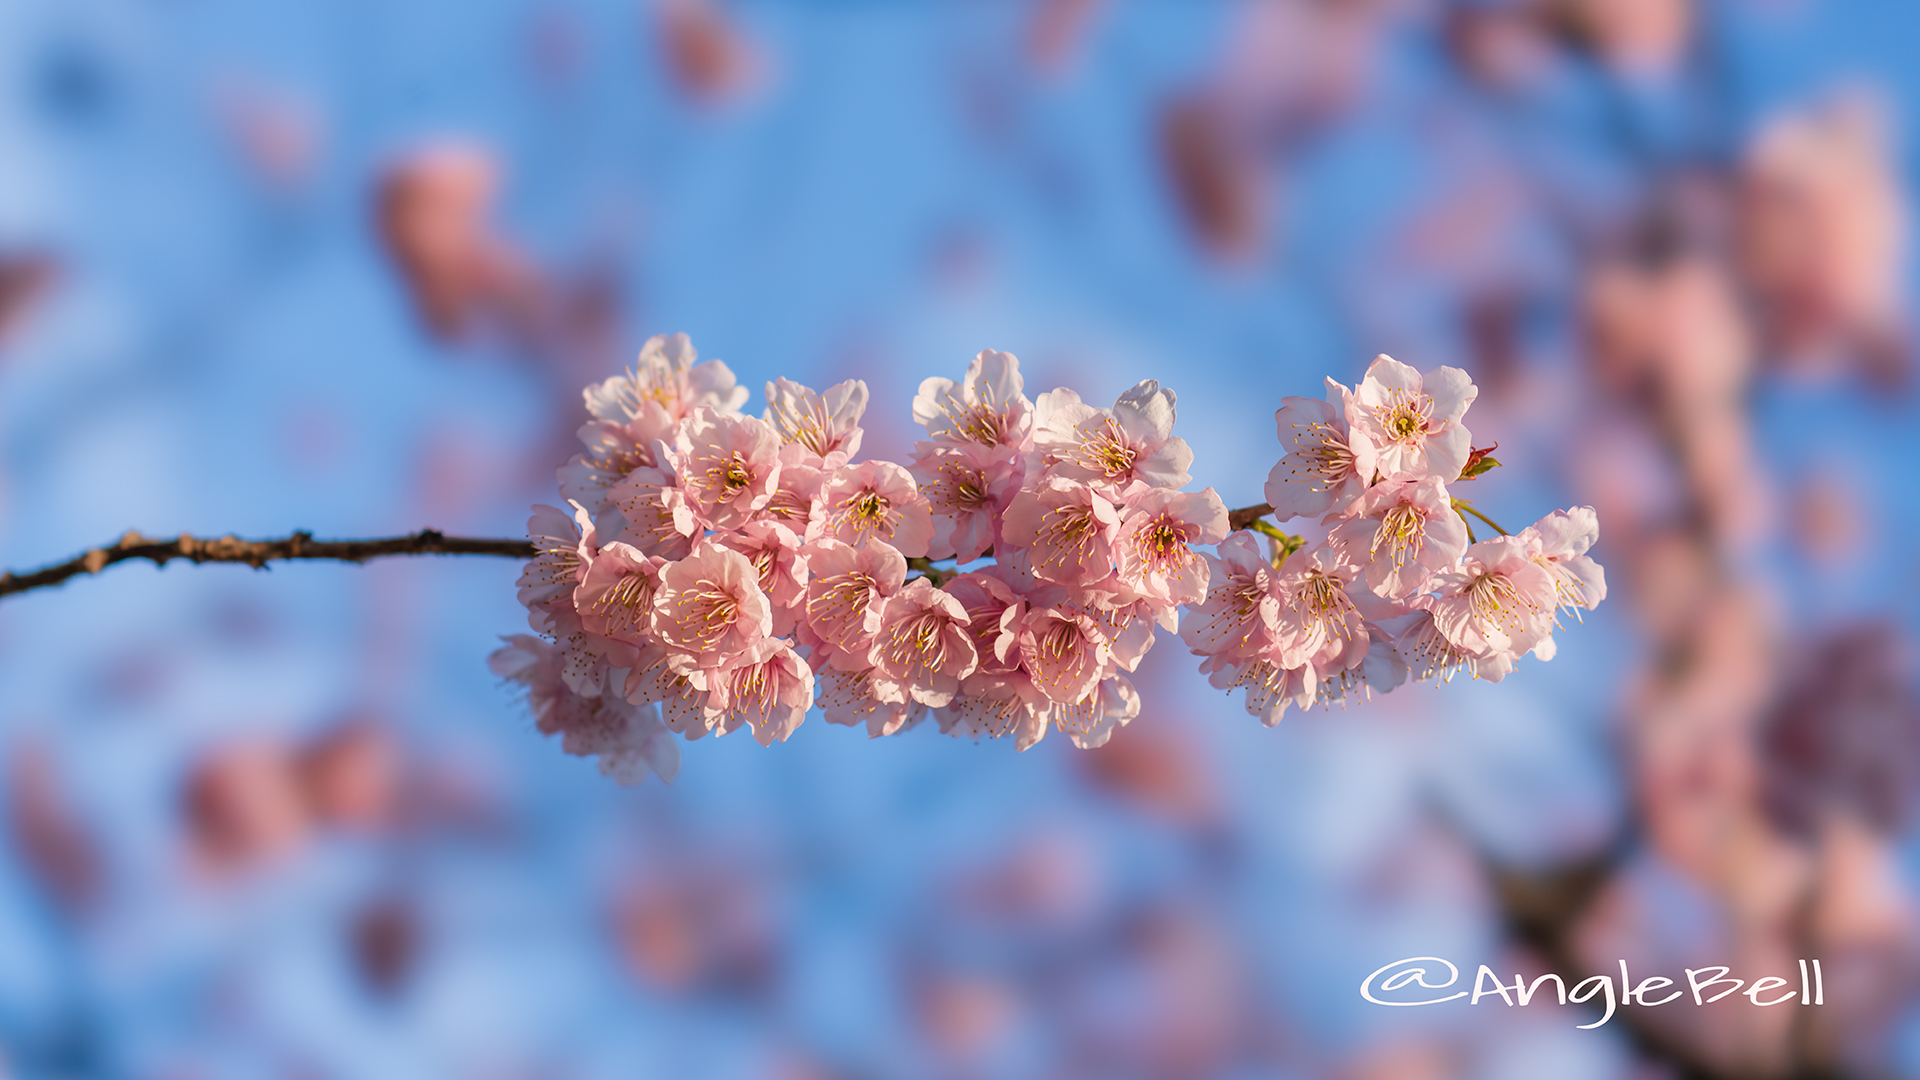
808, 460, 935, 557
518, 503, 595, 619
1016, 605, 1114, 705
817, 665, 927, 738
911, 441, 1023, 562
1180, 531, 1281, 659
696, 638, 815, 746
755, 445, 826, 526
1348, 354, 1477, 483
940, 570, 1026, 676
913, 348, 1033, 448
763, 377, 867, 462
1042, 674, 1140, 750
867, 578, 980, 707
583, 332, 748, 424
560, 400, 677, 516
1518, 506, 1608, 617
1263, 378, 1377, 520
1031, 380, 1194, 490
1272, 543, 1371, 674
1001, 477, 1122, 587
648, 542, 774, 667
1395, 610, 1515, 683
605, 462, 694, 560
937, 671, 1048, 750
1113, 486, 1229, 614
1200, 653, 1315, 727
1415, 535, 1558, 660
800, 539, 907, 654
488, 635, 680, 785
667, 409, 784, 533
573, 541, 668, 645
1327, 477, 1469, 599
713, 520, 809, 633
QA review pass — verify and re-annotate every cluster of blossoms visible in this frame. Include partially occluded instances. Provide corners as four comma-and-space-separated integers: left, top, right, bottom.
491, 337, 1604, 784
1188, 354, 1607, 725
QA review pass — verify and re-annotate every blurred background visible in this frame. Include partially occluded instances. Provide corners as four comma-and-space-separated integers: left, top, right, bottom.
0, 0, 1918, 1076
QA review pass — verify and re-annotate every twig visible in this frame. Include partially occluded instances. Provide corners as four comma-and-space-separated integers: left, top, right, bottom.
1227, 503, 1273, 531
1452, 500, 1510, 537
0, 530, 535, 602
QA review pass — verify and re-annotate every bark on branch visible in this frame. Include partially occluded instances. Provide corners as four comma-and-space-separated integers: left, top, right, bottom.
0, 530, 535, 602
1, 505, 1284, 604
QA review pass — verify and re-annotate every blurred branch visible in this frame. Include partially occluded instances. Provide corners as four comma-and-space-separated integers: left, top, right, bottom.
0, 529, 534, 601
1226, 503, 1273, 531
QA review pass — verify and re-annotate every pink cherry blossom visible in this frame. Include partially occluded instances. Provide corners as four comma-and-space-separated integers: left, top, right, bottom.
763, 377, 867, 462
696, 638, 814, 746
712, 520, 809, 632
1518, 506, 1608, 616
605, 463, 695, 560
560, 400, 677, 517
648, 541, 773, 666
517, 503, 595, 619
799, 539, 907, 654
573, 541, 668, 645
1263, 377, 1377, 520
1415, 535, 1557, 660
817, 665, 927, 738
1348, 354, 1477, 482
488, 635, 680, 785
1113, 486, 1229, 611
755, 445, 826, 526
1327, 477, 1469, 599
1199, 653, 1314, 727
1395, 611, 1515, 684
1031, 380, 1194, 490
1179, 532, 1280, 659
911, 441, 1023, 563
940, 569, 1026, 676
808, 460, 935, 557
667, 408, 784, 533
1271, 542, 1370, 674
1016, 605, 1113, 705
937, 671, 1048, 750
1042, 674, 1140, 750
584, 332, 748, 425
913, 348, 1033, 448
1001, 477, 1122, 587
867, 578, 980, 707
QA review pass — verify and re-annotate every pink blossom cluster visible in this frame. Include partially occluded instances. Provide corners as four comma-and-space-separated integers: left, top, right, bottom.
492, 334, 1235, 783
1185, 354, 1608, 725
492, 339, 1606, 783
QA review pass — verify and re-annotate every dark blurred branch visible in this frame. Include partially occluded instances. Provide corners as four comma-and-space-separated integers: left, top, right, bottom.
0, 529, 535, 601
1227, 503, 1272, 531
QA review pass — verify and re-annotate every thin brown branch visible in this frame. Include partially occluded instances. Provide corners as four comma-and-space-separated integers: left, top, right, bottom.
1227, 502, 1272, 531
0, 529, 535, 602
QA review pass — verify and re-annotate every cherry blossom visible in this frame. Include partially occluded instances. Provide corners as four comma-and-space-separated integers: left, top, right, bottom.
808, 460, 934, 556
667, 409, 784, 533
1348, 354, 1477, 483
1263, 378, 1376, 521
1032, 380, 1194, 490
1327, 477, 1469, 599
914, 348, 1033, 449
1002, 477, 1122, 588
763, 377, 867, 463
502, 335, 1604, 780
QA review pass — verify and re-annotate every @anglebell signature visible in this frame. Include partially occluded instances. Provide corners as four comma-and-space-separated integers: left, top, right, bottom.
1361, 955, 1826, 1030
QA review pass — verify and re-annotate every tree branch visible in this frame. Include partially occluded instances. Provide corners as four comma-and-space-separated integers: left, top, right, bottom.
3, 505, 1288, 603
1227, 503, 1273, 531
0, 529, 535, 602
